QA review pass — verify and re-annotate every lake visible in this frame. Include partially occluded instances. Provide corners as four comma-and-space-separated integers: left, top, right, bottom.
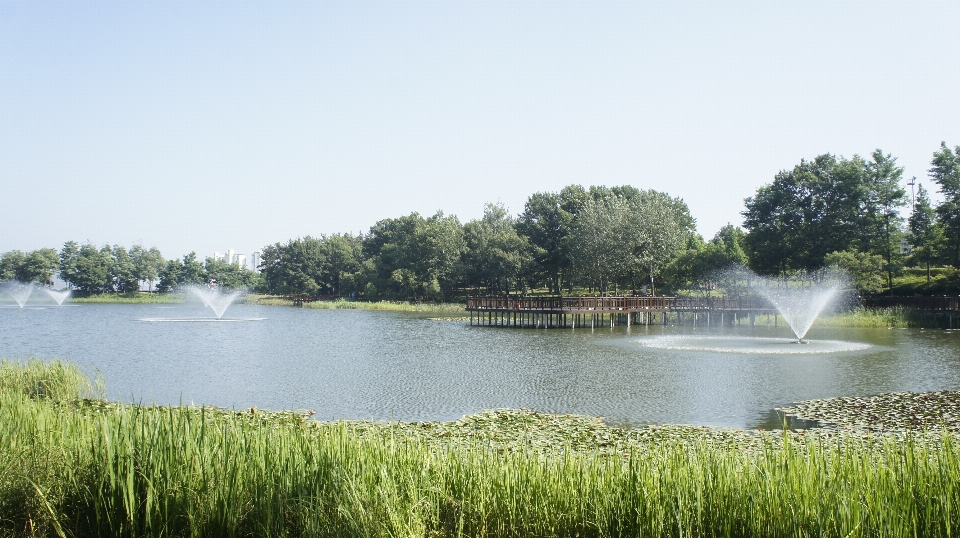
2, 302, 960, 429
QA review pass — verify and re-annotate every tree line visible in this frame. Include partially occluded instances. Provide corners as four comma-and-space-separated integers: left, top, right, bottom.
741, 143, 960, 293
0, 243, 262, 294
2, 143, 957, 299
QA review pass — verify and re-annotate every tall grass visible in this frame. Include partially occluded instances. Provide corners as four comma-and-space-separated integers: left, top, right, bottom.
3, 360, 959, 537
69, 293, 184, 304
302, 299, 464, 314
816, 306, 959, 329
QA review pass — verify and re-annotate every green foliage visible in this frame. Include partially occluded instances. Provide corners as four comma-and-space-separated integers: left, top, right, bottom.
109, 245, 139, 293
69, 292, 185, 304
743, 151, 907, 276
908, 184, 946, 281
825, 249, 886, 295
463, 203, 530, 294
930, 142, 960, 266
515, 188, 582, 293
566, 189, 693, 294
260, 234, 362, 296
664, 225, 748, 293
130, 245, 166, 292
157, 252, 206, 291
0, 359, 92, 401
59, 242, 113, 293
204, 257, 263, 290
359, 212, 465, 301
3, 361, 960, 537
0, 248, 60, 285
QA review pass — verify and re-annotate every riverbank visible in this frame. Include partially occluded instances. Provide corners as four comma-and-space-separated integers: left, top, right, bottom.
3, 359, 959, 537
814, 306, 960, 329
67, 292, 185, 304
244, 294, 465, 315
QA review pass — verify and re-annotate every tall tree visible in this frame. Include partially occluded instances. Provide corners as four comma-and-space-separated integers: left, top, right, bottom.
463, 203, 530, 295
908, 184, 944, 282
20, 248, 61, 285
59, 243, 112, 293
515, 185, 590, 293
863, 150, 907, 290
130, 245, 166, 292
0, 251, 26, 281
110, 246, 138, 293
565, 195, 633, 294
743, 152, 905, 277
359, 212, 464, 301
929, 142, 960, 265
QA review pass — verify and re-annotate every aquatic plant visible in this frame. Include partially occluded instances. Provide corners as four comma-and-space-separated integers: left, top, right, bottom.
2, 360, 959, 537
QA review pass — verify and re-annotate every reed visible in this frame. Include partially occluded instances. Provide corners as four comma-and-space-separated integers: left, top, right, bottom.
301, 299, 465, 314
3, 361, 959, 537
69, 293, 184, 304
815, 306, 956, 329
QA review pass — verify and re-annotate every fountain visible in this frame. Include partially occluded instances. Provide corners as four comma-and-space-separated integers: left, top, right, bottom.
185, 285, 242, 319
633, 268, 867, 354
1, 281, 35, 308
753, 281, 840, 343
44, 288, 72, 306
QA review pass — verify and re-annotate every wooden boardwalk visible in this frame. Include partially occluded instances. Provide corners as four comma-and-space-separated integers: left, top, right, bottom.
466, 296, 778, 329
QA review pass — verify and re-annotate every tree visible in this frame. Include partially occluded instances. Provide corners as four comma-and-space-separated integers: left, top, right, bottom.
627, 190, 695, 295
743, 151, 906, 276
20, 248, 61, 285
566, 195, 634, 294
664, 226, 749, 293
60, 243, 112, 293
130, 245, 166, 292
516, 185, 591, 293
110, 246, 138, 293
323, 234, 362, 296
929, 142, 960, 265
0, 251, 26, 281
463, 203, 530, 294
260, 237, 328, 295
825, 249, 885, 295
359, 212, 464, 301
908, 184, 944, 282
863, 150, 907, 290
157, 252, 206, 291
204, 257, 262, 289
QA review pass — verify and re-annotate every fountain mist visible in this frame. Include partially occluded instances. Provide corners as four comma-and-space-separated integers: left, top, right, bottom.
44, 288, 72, 306
1, 281, 35, 308
185, 285, 242, 319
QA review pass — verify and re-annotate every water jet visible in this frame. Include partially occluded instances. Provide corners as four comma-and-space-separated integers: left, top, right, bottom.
184, 285, 242, 319
0, 281, 35, 308
44, 288, 71, 306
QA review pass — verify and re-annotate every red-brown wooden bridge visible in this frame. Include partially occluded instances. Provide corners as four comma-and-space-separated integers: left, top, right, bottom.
466, 295, 779, 328
466, 294, 960, 329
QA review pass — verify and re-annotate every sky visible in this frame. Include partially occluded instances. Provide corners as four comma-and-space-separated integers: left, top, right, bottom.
2, 1, 959, 260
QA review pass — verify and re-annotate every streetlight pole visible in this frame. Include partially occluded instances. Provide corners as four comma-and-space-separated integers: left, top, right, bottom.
907, 176, 917, 211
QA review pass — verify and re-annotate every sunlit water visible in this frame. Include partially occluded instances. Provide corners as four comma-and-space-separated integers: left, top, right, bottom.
2, 303, 960, 429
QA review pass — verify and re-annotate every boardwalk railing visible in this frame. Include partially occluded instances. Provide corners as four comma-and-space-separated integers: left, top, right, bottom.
466, 296, 773, 313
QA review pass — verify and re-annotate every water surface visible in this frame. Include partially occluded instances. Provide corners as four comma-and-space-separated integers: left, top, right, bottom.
2, 303, 959, 429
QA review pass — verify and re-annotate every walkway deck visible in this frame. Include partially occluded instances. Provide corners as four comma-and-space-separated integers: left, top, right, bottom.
465, 296, 777, 328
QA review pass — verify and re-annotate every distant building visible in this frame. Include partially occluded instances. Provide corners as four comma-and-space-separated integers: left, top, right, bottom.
251, 251, 261, 272
900, 238, 913, 255
236, 254, 246, 268
214, 251, 224, 262
225, 249, 235, 264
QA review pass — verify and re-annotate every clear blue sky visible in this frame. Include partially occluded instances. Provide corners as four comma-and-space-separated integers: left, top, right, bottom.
2, 1, 958, 259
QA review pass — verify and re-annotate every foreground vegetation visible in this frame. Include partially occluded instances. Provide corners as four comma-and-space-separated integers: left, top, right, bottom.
3, 359, 959, 537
